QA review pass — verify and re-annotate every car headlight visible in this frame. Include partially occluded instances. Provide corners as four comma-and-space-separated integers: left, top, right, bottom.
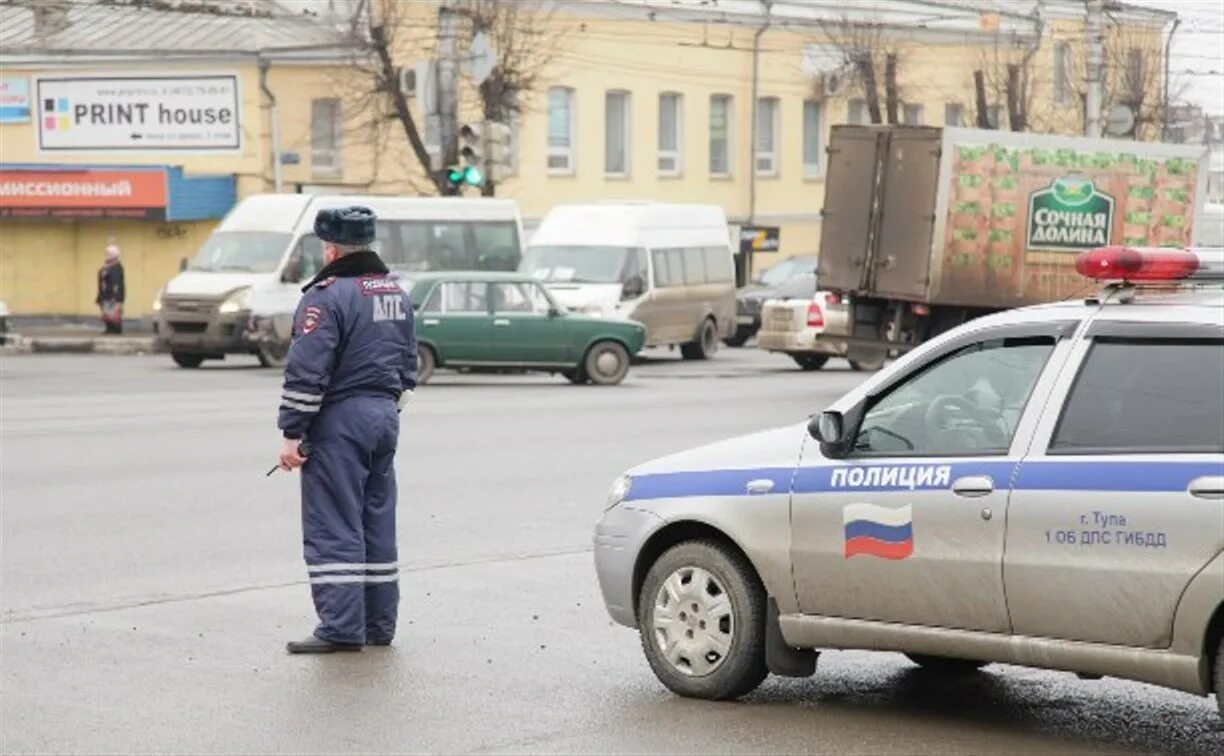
218, 287, 252, 314
606, 475, 633, 511
152, 290, 163, 312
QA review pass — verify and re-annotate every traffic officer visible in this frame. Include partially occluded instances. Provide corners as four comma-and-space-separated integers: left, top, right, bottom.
276, 206, 417, 654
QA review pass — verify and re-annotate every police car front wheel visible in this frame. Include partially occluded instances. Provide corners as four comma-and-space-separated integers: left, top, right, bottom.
637, 540, 768, 700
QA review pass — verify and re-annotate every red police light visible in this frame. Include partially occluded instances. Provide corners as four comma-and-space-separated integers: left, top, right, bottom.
1075, 246, 1200, 281
807, 301, 825, 328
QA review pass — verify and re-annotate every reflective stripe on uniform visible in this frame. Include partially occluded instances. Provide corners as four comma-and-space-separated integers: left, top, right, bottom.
283, 390, 323, 403
309, 574, 400, 585
307, 562, 399, 573
281, 400, 321, 413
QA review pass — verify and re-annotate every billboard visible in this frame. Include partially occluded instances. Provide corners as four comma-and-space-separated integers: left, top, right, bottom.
0, 169, 168, 220
0, 76, 31, 123
34, 74, 241, 152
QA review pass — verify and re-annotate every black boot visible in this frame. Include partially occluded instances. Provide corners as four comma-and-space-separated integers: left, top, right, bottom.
366, 637, 393, 647
286, 635, 363, 654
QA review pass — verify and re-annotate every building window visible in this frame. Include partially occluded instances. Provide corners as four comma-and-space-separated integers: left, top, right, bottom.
709, 94, 732, 177
605, 90, 631, 177
1127, 48, 1144, 100
1054, 42, 1070, 105
658, 92, 683, 176
802, 100, 823, 178
754, 97, 779, 176
903, 103, 924, 126
311, 98, 341, 175
847, 98, 867, 125
547, 86, 575, 174
944, 103, 965, 127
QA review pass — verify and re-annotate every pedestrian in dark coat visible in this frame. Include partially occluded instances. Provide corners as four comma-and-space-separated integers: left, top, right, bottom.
97, 244, 125, 334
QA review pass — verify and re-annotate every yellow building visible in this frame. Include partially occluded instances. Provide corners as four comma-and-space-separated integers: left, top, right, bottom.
0, 0, 1174, 318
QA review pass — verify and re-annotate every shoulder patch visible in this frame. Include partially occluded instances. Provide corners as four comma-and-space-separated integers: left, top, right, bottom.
357, 275, 404, 297
300, 305, 324, 335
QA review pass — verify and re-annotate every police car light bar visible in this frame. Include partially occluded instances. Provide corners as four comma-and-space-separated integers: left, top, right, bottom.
1075, 246, 1224, 282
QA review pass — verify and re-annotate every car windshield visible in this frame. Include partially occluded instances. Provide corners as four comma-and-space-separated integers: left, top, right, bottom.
521, 245, 643, 284
188, 232, 290, 273
775, 272, 818, 299
757, 257, 815, 287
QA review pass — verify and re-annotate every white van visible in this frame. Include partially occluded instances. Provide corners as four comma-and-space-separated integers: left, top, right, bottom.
154, 193, 523, 368
520, 203, 736, 359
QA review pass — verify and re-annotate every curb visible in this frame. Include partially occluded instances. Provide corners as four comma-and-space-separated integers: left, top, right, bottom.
2, 336, 159, 356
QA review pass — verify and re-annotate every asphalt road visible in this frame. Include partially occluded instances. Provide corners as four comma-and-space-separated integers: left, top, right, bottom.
2, 348, 1221, 754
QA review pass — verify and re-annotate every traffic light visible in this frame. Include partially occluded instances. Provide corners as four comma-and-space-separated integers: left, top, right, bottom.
445, 122, 485, 190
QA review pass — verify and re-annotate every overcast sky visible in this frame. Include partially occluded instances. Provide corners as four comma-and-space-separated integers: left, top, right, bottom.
1137, 0, 1223, 114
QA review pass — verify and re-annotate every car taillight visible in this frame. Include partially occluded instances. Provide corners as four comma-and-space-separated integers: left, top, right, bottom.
807, 301, 825, 327
824, 292, 842, 305
1075, 246, 1200, 281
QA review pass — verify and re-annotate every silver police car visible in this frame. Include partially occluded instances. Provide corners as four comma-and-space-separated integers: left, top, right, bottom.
594, 246, 1224, 717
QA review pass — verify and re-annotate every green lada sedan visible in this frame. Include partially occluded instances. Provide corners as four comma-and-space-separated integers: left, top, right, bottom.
406, 272, 647, 385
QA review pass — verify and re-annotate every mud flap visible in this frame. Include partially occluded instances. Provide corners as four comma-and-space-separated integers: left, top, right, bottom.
766, 598, 817, 677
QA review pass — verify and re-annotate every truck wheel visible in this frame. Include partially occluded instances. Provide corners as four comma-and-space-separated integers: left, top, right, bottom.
171, 352, 205, 369
680, 319, 719, 360
905, 653, 987, 674
416, 345, 436, 385
638, 540, 768, 700
584, 341, 630, 385
723, 326, 754, 348
256, 343, 289, 369
792, 354, 828, 371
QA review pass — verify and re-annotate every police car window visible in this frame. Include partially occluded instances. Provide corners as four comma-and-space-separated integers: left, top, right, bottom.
1050, 339, 1224, 454
854, 337, 1055, 456
435, 282, 488, 314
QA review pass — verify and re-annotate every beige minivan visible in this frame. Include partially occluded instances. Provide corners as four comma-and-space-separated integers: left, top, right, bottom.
521, 203, 736, 359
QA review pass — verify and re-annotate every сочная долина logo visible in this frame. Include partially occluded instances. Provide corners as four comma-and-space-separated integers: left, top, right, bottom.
1026, 175, 1115, 252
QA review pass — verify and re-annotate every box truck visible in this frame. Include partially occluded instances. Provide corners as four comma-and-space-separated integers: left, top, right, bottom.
815, 125, 1210, 355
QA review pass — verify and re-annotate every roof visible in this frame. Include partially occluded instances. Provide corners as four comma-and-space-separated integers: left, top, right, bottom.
0, 1, 357, 60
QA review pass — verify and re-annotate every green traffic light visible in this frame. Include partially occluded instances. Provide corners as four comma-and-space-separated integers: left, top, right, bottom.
462, 166, 485, 187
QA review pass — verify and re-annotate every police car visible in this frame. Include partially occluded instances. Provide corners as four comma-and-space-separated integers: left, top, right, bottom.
594, 246, 1224, 717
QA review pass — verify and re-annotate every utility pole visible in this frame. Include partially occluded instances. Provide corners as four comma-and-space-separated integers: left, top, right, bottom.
1084, 0, 1105, 136
437, 4, 460, 193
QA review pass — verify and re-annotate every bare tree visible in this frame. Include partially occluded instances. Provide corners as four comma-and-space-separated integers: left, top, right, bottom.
336, 0, 562, 196
814, 17, 903, 125
451, 0, 565, 196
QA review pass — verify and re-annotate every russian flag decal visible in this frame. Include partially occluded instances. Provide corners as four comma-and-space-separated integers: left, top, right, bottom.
843, 503, 914, 560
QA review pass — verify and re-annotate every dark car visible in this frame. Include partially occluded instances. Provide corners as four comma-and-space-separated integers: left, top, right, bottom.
727, 255, 818, 346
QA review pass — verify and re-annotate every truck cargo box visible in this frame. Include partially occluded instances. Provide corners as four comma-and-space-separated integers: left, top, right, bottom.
817, 125, 1210, 309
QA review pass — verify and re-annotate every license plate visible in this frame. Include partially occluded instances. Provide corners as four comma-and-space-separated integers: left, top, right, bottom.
768, 311, 792, 324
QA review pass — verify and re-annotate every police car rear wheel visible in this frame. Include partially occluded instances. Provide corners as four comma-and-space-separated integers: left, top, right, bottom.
905, 653, 988, 674
171, 352, 205, 369
638, 540, 768, 700
584, 341, 630, 385
416, 345, 436, 385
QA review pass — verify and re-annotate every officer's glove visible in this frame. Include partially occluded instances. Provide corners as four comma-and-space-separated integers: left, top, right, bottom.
397, 389, 414, 414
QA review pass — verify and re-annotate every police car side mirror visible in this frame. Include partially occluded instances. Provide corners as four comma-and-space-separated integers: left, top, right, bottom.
809, 411, 850, 458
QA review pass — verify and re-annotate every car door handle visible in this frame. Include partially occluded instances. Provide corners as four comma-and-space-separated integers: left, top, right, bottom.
746, 479, 775, 495
493, 318, 510, 327
952, 475, 994, 498
422, 318, 439, 326
1188, 476, 1224, 500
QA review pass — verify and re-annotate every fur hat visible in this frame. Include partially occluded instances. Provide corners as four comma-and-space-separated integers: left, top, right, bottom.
314, 206, 377, 245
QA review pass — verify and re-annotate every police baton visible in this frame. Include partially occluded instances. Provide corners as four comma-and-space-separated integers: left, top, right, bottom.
266, 441, 312, 476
